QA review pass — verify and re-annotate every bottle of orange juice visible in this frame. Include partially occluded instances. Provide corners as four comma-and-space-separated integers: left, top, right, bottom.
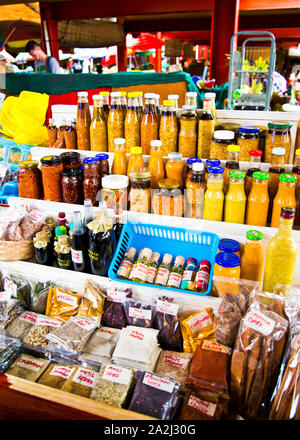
240, 230, 264, 284
246, 171, 269, 227
165, 152, 184, 188
147, 140, 165, 188
127, 147, 144, 177
271, 174, 297, 228
224, 170, 246, 224
112, 138, 127, 175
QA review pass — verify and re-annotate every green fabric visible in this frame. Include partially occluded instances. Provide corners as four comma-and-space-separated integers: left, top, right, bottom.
5, 72, 201, 105
198, 82, 229, 109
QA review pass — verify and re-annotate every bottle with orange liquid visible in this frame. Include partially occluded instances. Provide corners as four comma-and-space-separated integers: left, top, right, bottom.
147, 140, 165, 189
223, 145, 240, 193
112, 138, 127, 175
292, 149, 300, 227
246, 171, 269, 227
127, 147, 144, 177
271, 174, 297, 228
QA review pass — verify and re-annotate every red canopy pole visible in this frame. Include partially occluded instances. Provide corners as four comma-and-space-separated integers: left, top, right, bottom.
117, 44, 127, 71
155, 32, 162, 72
40, 2, 60, 64
210, 0, 239, 84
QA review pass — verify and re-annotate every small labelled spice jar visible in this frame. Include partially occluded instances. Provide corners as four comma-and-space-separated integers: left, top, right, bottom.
102, 174, 129, 212
83, 157, 100, 206
17, 160, 43, 199
129, 170, 152, 213
60, 152, 82, 171
64, 120, 77, 149
152, 178, 184, 217
95, 153, 110, 183
237, 126, 260, 161
265, 121, 292, 164
47, 118, 57, 148
210, 131, 235, 160
40, 155, 64, 202
61, 169, 83, 205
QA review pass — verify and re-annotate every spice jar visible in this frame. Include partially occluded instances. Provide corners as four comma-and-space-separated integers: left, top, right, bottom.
102, 174, 129, 212
100, 91, 110, 121
178, 105, 198, 158
165, 152, 184, 188
159, 100, 178, 156
129, 170, 152, 213
210, 131, 235, 160
61, 169, 83, 205
237, 126, 260, 161
60, 152, 81, 171
112, 138, 127, 175
152, 178, 184, 217
265, 121, 292, 164
90, 95, 107, 152
168, 94, 179, 110
41, 155, 64, 202
141, 93, 159, 155
127, 147, 144, 177
107, 91, 124, 152
125, 92, 140, 152
76, 91, 91, 151
185, 91, 197, 108
17, 160, 43, 199
64, 120, 77, 149
83, 157, 100, 206
95, 153, 110, 182
47, 119, 57, 148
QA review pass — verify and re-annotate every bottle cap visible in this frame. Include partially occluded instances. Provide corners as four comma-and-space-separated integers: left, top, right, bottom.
19, 160, 38, 168
186, 92, 197, 97
215, 252, 241, 268
168, 152, 182, 160
175, 255, 185, 266
141, 248, 152, 260
162, 253, 173, 265
120, 91, 127, 97
218, 238, 240, 253
144, 93, 156, 99
182, 105, 196, 111
110, 91, 121, 97
186, 257, 197, 267
295, 149, 300, 156
227, 144, 240, 153
150, 140, 162, 147
130, 147, 142, 155
126, 247, 137, 259
229, 170, 246, 179
158, 178, 181, 189
187, 158, 202, 165
150, 252, 160, 262
58, 212, 66, 219
95, 153, 109, 161
268, 121, 292, 130
100, 91, 109, 96
168, 94, 179, 100
206, 159, 221, 167
204, 92, 216, 98
281, 207, 295, 219
208, 166, 224, 174
78, 91, 88, 97
238, 126, 260, 134
246, 230, 263, 241
252, 171, 269, 180
272, 147, 286, 156
279, 174, 297, 183
214, 130, 235, 140
55, 225, 67, 236
102, 175, 129, 189
92, 94, 102, 100
83, 157, 98, 164
163, 100, 175, 106
192, 162, 204, 172
250, 149, 263, 157
114, 137, 126, 145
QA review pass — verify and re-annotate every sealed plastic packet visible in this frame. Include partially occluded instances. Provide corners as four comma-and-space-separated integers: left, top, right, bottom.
124, 297, 155, 328
0, 205, 27, 241
0, 290, 10, 326
80, 326, 121, 364
77, 279, 106, 324
153, 296, 183, 352
178, 392, 223, 420
38, 363, 76, 390
1, 301, 24, 329
23, 315, 62, 349
6, 353, 50, 382
212, 275, 259, 298
19, 210, 45, 241
155, 350, 193, 386
45, 285, 81, 322
61, 365, 98, 398
180, 307, 215, 353
28, 279, 53, 314
2, 272, 30, 309
0, 335, 21, 373
101, 288, 132, 329
5, 310, 38, 340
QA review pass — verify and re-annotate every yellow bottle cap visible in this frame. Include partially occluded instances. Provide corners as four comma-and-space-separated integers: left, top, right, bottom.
100, 91, 109, 96
120, 91, 127, 96
136, 91, 143, 96
128, 92, 139, 98
295, 149, 300, 156
163, 100, 175, 106
130, 147, 143, 155
227, 144, 240, 153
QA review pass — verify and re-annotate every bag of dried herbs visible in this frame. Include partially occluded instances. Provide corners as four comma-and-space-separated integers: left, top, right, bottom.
28, 279, 54, 314
61, 366, 98, 397
153, 296, 183, 352
101, 288, 132, 329
6, 353, 50, 381
23, 315, 62, 349
2, 273, 30, 309
5, 310, 38, 341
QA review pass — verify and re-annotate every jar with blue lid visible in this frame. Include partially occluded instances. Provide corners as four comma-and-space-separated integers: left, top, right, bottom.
217, 238, 241, 256
205, 159, 221, 181
95, 153, 110, 180
186, 157, 202, 183
83, 157, 100, 206
237, 126, 260, 161
214, 251, 241, 279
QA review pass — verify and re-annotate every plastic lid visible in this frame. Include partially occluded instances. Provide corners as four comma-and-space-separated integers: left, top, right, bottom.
218, 238, 240, 253
158, 178, 181, 189
102, 174, 129, 189
182, 105, 196, 111
206, 159, 221, 166
100, 91, 109, 96
238, 126, 260, 133
186, 257, 197, 266
114, 137, 125, 145
55, 225, 67, 236
19, 160, 38, 168
78, 91, 88, 97
92, 94, 102, 100
227, 144, 240, 153
246, 230, 263, 241
110, 91, 121, 97
168, 152, 182, 160
186, 92, 197, 97
144, 93, 156, 99
268, 121, 292, 130
204, 92, 216, 98
272, 147, 286, 156
250, 149, 263, 157
130, 147, 142, 155
41, 155, 61, 165
192, 162, 204, 172
215, 251, 241, 268
120, 91, 127, 97
150, 140, 162, 147
214, 130, 235, 140
279, 173, 297, 183
163, 100, 175, 106
252, 171, 269, 180
281, 207, 295, 219
136, 91, 143, 96
295, 149, 300, 156
229, 170, 246, 179
128, 92, 139, 98
208, 166, 224, 174
95, 153, 109, 160
168, 94, 179, 100
187, 157, 202, 165
83, 157, 98, 164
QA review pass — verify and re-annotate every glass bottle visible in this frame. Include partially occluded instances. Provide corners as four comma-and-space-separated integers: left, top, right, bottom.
197, 98, 214, 159
84, 198, 94, 226
125, 92, 140, 152
185, 158, 202, 186
168, 94, 179, 110
271, 174, 297, 228
246, 171, 269, 227
185, 162, 206, 219
167, 256, 185, 289
204, 92, 218, 127
180, 257, 197, 291
154, 94, 161, 122
263, 207, 298, 292
127, 147, 144, 177
129, 249, 142, 280
141, 93, 159, 155
71, 211, 89, 273
58, 212, 69, 232
100, 91, 110, 121
204, 166, 224, 221
154, 253, 173, 287
117, 247, 137, 280
241, 230, 264, 284
145, 252, 160, 284
159, 100, 178, 156
112, 138, 127, 175
185, 91, 197, 108
165, 152, 184, 188
131, 248, 152, 283
90, 94, 107, 152
193, 260, 211, 293
178, 105, 198, 158
76, 91, 91, 151
120, 91, 127, 120
205, 159, 221, 182
148, 140, 165, 189
292, 148, 300, 227
137, 91, 144, 120
224, 170, 246, 224
34, 231, 52, 266
55, 235, 73, 271
47, 118, 57, 148
223, 144, 240, 193
268, 147, 286, 202
245, 149, 263, 196
113, 209, 126, 247
107, 91, 124, 152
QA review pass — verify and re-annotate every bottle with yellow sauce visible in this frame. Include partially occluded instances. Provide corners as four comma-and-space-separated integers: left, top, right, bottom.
224, 170, 246, 224
204, 166, 224, 222
292, 149, 300, 227
223, 144, 240, 194
263, 207, 298, 293
124, 92, 140, 153
240, 230, 264, 284
147, 140, 165, 189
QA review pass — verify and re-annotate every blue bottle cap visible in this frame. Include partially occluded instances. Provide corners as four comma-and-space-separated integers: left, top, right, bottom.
187, 158, 202, 165
206, 159, 221, 167
83, 157, 98, 164
95, 153, 109, 160
207, 166, 224, 174
218, 238, 240, 253
215, 252, 241, 268
238, 126, 259, 134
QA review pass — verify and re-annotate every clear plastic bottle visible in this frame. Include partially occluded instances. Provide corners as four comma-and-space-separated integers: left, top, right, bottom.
84, 198, 94, 226
204, 92, 218, 127
90, 95, 107, 152
246, 172, 270, 227
120, 91, 127, 120
241, 230, 264, 284
112, 138, 127, 175
178, 105, 198, 158
148, 140, 165, 188
168, 94, 179, 110
145, 252, 160, 284
154, 253, 173, 287
117, 247, 137, 280
167, 255, 185, 289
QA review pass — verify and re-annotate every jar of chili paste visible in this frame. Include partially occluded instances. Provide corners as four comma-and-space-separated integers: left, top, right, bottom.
17, 160, 43, 199
40, 156, 63, 202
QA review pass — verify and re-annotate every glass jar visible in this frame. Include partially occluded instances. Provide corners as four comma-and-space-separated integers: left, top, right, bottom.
203, 166, 224, 221
185, 91, 197, 108
127, 147, 144, 177
268, 147, 286, 202
83, 157, 100, 206
148, 140, 165, 189
47, 118, 57, 148
246, 171, 270, 227
61, 169, 83, 205
112, 138, 127, 175
129, 170, 152, 213
197, 98, 214, 159
204, 92, 218, 127
265, 121, 292, 164
60, 152, 81, 171
125, 92, 140, 153
165, 152, 184, 187
271, 174, 297, 228
141, 93, 159, 155
223, 144, 240, 193
137, 91, 144, 120
168, 94, 179, 110
185, 162, 206, 219
90, 95, 107, 152
99, 91, 110, 121
224, 170, 246, 224
17, 160, 43, 199
218, 238, 240, 257
178, 105, 198, 158
214, 252, 241, 279
152, 178, 184, 217
76, 91, 91, 151
107, 91, 124, 152
64, 120, 77, 149
95, 153, 109, 182
40, 156, 64, 202
155, 94, 161, 121
101, 174, 129, 212
159, 100, 178, 156
120, 91, 127, 120
205, 159, 221, 182
245, 149, 263, 196
186, 158, 202, 185
237, 126, 260, 161
210, 130, 235, 160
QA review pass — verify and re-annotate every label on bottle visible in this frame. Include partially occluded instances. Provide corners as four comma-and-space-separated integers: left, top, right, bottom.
71, 249, 83, 264
133, 262, 148, 282
72, 367, 97, 388
244, 310, 275, 336
187, 395, 217, 417
182, 270, 194, 281
143, 373, 174, 393
50, 365, 75, 379
156, 300, 179, 316
145, 266, 157, 284
155, 267, 170, 286
57, 256, 72, 269
167, 272, 182, 288
117, 259, 133, 279
102, 365, 131, 386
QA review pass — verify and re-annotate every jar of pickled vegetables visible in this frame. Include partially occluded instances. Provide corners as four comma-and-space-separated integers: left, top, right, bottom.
90, 94, 107, 152
112, 138, 127, 175
217, 238, 240, 257
159, 100, 178, 156
107, 91, 124, 152
245, 149, 263, 196
265, 121, 292, 164
185, 91, 197, 108
129, 170, 152, 213
165, 152, 184, 187
178, 105, 198, 158
40, 156, 64, 202
83, 157, 100, 206
210, 130, 235, 160
141, 93, 159, 155
60, 152, 82, 171
148, 140, 165, 188
127, 147, 144, 177
224, 170, 246, 224
125, 92, 140, 152
17, 160, 43, 199
76, 91, 91, 151
152, 178, 184, 217
237, 126, 260, 161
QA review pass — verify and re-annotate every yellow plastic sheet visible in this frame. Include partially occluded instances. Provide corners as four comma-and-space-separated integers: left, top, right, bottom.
0, 90, 49, 147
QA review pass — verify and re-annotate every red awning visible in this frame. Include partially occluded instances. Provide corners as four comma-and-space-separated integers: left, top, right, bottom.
126, 33, 164, 51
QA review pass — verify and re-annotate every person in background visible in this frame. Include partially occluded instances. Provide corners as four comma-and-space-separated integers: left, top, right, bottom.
72, 59, 83, 74
25, 40, 60, 73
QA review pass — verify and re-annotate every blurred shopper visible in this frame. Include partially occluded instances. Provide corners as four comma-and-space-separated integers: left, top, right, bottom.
25, 40, 60, 73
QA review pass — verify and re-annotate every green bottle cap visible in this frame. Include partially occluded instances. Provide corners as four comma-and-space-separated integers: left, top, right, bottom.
232, 89, 242, 99
279, 174, 297, 183
246, 230, 263, 241
55, 226, 67, 237
252, 171, 269, 180
229, 170, 246, 179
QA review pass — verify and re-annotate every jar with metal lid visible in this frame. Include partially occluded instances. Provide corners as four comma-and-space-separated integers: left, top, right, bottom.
185, 91, 197, 108
101, 174, 129, 212
60, 152, 81, 171
95, 153, 110, 182
40, 155, 64, 202
237, 126, 260, 161
90, 94, 107, 152
152, 178, 184, 217
168, 94, 179, 110
210, 130, 235, 160
178, 105, 198, 158
83, 157, 100, 206
129, 170, 152, 213
76, 91, 91, 151
214, 252, 241, 296
159, 100, 178, 156
107, 91, 124, 152
17, 160, 43, 199
61, 169, 83, 205
265, 121, 292, 164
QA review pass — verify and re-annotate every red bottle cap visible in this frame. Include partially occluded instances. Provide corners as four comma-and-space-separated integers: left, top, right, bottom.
249, 149, 263, 157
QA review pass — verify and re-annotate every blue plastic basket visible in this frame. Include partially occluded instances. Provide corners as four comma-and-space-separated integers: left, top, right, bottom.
0, 180, 19, 204
108, 222, 220, 296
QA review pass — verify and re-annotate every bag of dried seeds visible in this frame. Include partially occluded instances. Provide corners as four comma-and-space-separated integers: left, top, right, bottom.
0, 291, 10, 325
23, 315, 62, 349
1, 302, 24, 329
6, 353, 50, 382
154, 297, 183, 352
45, 285, 81, 322
77, 280, 106, 324
5, 310, 38, 341
101, 288, 132, 329
80, 326, 121, 364
155, 350, 193, 386
38, 363, 76, 390
61, 365, 98, 398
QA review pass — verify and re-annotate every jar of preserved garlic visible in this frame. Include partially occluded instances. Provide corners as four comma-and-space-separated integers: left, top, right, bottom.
100, 91, 110, 121
152, 178, 184, 217
129, 170, 152, 213
76, 91, 91, 151
237, 126, 260, 161
178, 105, 198, 158
210, 130, 235, 160
90, 95, 107, 152
125, 92, 141, 153
185, 91, 197, 108
107, 91, 124, 152
141, 93, 159, 155
198, 98, 215, 159
265, 121, 292, 164
159, 100, 178, 156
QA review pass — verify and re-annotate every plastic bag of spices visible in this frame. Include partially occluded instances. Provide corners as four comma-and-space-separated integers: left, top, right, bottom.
80, 326, 121, 364
1, 302, 24, 329
6, 353, 50, 382
45, 285, 81, 322
124, 298, 155, 328
61, 365, 98, 398
77, 280, 106, 324
180, 308, 216, 353
101, 288, 132, 329
38, 363, 76, 390
2, 272, 31, 309
28, 280, 54, 314
154, 350, 193, 386
153, 297, 183, 351
0, 291, 10, 325
5, 310, 38, 340
23, 315, 62, 349
0, 335, 22, 372
178, 392, 223, 420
